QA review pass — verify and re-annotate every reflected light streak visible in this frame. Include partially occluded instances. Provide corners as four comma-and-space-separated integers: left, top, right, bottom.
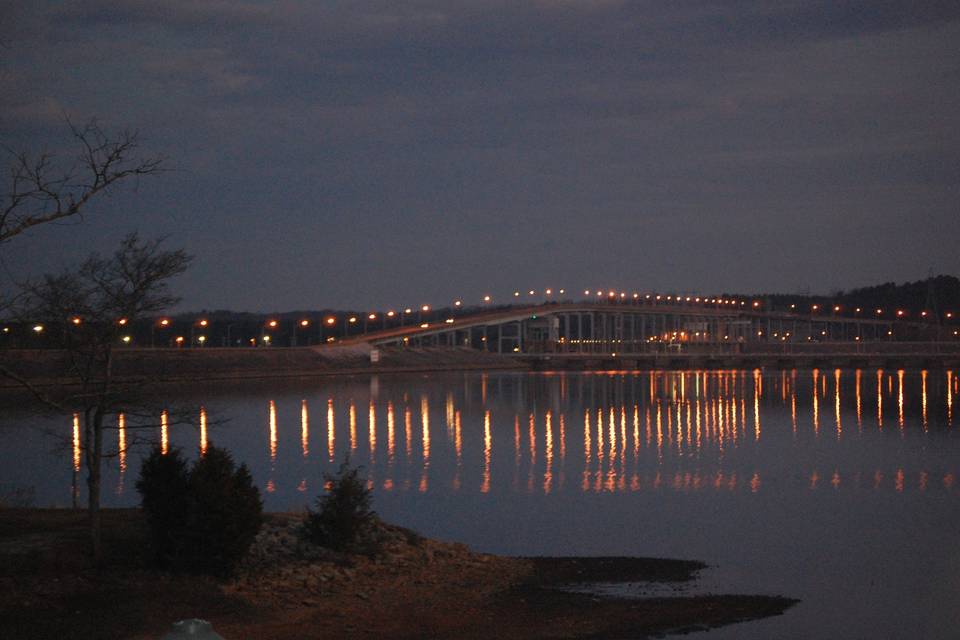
387, 401, 396, 464
349, 402, 357, 454
405, 406, 413, 462
453, 409, 462, 491
608, 407, 617, 465
834, 369, 842, 440
268, 401, 277, 463
560, 413, 567, 462
72, 413, 81, 471
528, 413, 536, 493
544, 411, 553, 494
856, 369, 862, 429
897, 370, 905, 431
199, 407, 208, 456
948, 371, 954, 426
118, 413, 127, 473
559, 413, 566, 489
921, 370, 928, 431
481, 410, 492, 493
419, 396, 430, 492
368, 401, 377, 462
791, 386, 797, 436
655, 401, 663, 458
877, 369, 884, 429
301, 400, 309, 458
812, 369, 820, 437
583, 410, 591, 492
161, 410, 169, 455
753, 370, 761, 441
326, 399, 335, 462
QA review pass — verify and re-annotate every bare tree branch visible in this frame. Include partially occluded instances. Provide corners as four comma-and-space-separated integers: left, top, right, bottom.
1, 119, 164, 244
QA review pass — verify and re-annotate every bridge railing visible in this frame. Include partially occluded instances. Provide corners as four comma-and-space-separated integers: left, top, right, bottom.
527, 341, 960, 356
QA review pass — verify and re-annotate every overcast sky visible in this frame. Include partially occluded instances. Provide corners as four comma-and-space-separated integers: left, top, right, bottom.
2, 1, 958, 312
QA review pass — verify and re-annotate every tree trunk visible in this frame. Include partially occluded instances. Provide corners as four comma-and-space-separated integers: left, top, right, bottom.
86, 406, 104, 566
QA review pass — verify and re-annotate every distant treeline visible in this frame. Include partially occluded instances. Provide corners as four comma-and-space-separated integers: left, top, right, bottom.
725, 275, 959, 317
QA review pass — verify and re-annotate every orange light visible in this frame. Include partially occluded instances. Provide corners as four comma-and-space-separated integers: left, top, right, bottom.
833, 306, 840, 312
33, 324, 44, 333
159, 318, 169, 327
267, 319, 278, 328
175, 336, 184, 343
876, 309, 883, 315
420, 323, 429, 328
71, 316, 82, 325
300, 319, 310, 327
454, 300, 462, 307
198, 319, 208, 327
405, 308, 412, 314
545, 289, 552, 295
483, 295, 491, 302
896, 310, 904, 317
348, 317, 357, 323
753, 301, 760, 308
812, 304, 819, 311
422, 305, 430, 311
118, 318, 128, 326
368, 313, 376, 320
387, 311, 395, 317
326, 317, 336, 325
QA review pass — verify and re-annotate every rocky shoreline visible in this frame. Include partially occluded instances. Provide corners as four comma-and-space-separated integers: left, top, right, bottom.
0, 509, 797, 639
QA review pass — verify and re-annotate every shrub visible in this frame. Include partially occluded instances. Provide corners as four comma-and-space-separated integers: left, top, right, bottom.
183, 445, 263, 575
137, 444, 262, 575
136, 448, 190, 567
304, 459, 379, 553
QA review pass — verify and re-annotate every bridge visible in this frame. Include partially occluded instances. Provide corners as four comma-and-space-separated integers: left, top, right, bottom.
338, 300, 955, 357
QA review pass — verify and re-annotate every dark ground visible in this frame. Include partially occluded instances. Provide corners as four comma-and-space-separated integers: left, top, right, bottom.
0, 509, 797, 639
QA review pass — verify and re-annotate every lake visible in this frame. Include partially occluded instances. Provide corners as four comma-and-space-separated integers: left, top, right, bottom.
1, 368, 957, 639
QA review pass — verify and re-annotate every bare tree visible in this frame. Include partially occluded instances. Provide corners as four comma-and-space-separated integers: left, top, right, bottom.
11, 233, 192, 562
2, 119, 163, 244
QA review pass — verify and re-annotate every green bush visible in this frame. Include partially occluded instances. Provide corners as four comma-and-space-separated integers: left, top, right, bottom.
137, 444, 262, 575
304, 459, 379, 553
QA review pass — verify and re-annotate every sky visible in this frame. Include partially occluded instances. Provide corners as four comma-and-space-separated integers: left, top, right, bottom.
1, 1, 959, 313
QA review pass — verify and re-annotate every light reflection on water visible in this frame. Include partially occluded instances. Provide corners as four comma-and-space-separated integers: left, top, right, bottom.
1, 369, 959, 638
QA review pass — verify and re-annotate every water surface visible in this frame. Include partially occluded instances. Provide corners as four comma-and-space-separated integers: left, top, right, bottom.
0, 369, 957, 639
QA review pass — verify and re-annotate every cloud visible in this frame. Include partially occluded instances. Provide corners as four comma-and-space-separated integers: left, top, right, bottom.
1, 1, 959, 309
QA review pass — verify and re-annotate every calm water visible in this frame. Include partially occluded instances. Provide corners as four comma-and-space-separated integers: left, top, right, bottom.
1, 369, 958, 639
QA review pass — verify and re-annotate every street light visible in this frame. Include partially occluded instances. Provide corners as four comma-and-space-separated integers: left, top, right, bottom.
152, 317, 171, 347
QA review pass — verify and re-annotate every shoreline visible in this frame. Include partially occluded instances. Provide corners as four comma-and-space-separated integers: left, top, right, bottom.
1, 343, 955, 393
0, 508, 798, 639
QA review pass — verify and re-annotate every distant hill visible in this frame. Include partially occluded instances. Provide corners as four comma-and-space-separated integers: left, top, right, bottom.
731, 275, 959, 316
